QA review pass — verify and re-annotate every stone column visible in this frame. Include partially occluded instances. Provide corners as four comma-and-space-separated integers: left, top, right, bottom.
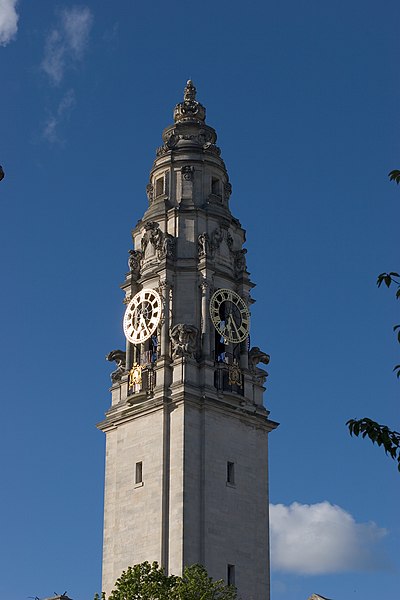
160, 279, 171, 358
200, 278, 210, 359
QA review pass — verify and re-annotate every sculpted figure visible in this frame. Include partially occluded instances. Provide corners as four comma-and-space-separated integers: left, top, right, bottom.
248, 346, 270, 372
248, 346, 270, 384
128, 249, 142, 277
106, 349, 127, 383
210, 226, 223, 255
198, 232, 209, 258
170, 324, 198, 359
234, 248, 247, 274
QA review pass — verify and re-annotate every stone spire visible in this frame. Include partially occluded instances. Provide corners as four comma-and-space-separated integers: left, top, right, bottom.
173, 79, 206, 124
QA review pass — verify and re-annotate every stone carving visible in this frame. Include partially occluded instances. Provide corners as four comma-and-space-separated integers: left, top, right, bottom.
173, 80, 206, 123
123, 292, 132, 305
249, 346, 270, 384
106, 350, 126, 383
226, 231, 234, 251
182, 165, 194, 181
159, 233, 175, 260
170, 323, 199, 359
141, 221, 160, 252
210, 226, 223, 254
140, 221, 176, 261
198, 232, 210, 258
199, 277, 209, 293
234, 248, 247, 276
146, 183, 154, 203
197, 128, 213, 146
249, 347, 270, 372
224, 182, 232, 201
228, 363, 243, 388
128, 249, 143, 277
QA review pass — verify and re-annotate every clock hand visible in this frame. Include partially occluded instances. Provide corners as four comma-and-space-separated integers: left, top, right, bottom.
229, 315, 240, 339
139, 314, 150, 336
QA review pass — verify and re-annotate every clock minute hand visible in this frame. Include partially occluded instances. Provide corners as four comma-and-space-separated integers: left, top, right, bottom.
139, 314, 150, 336
228, 314, 240, 339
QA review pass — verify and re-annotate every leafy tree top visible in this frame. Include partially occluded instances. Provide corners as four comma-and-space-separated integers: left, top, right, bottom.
95, 562, 238, 600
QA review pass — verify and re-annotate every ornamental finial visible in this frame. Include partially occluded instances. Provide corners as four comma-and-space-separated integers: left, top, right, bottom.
174, 79, 206, 123
184, 80, 196, 102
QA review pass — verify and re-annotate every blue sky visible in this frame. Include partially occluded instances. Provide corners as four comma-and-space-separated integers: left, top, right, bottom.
0, 1, 399, 599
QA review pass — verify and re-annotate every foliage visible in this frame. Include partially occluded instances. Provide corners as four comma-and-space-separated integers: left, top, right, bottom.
172, 564, 237, 600
388, 169, 400, 184
347, 418, 400, 471
346, 173, 399, 472
95, 562, 237, 600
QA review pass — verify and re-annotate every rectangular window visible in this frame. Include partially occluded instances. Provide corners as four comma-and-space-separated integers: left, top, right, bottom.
227, 564, 235, 586
211, 176, 221, 196
135, 461, 143, 484
155, 177, 164, 197
227, 461, 235, 484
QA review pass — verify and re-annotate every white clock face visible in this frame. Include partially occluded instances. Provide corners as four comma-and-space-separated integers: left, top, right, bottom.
123, 288, 162, 344
209, 288, 250, 343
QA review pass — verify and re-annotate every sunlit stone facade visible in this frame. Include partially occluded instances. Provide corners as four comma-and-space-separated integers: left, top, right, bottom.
98, 82, 278, 599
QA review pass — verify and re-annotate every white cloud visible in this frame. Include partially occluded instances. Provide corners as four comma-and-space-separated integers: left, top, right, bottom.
0, 0, 19, 46
41, 6, 93, 84
270, 501, 388, 575
43, 89, 76, 143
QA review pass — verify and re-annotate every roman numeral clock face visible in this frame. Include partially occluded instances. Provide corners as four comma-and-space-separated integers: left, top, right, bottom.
210, 288, 250, 344
123, 288, 162, 344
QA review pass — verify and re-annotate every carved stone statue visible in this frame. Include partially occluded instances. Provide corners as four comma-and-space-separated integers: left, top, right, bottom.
198, 232, 209, 258
210, 226, 223, 255
106, 350, 126, 383
128, 249, 142, 277
248, 346, 270, 384
170, 324, 198, 359
224, 181, 232, 201
234, 248, 247, 275
159, 233, 175, 260
248, 347, 270, 372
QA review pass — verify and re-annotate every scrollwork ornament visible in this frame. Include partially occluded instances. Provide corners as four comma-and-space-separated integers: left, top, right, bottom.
146, 184, 154, 203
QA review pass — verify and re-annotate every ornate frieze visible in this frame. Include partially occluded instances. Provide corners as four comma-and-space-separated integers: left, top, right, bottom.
170, 323, 199, 359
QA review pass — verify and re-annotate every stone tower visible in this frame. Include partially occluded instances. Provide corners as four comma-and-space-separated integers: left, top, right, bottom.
98, 81, 278, 600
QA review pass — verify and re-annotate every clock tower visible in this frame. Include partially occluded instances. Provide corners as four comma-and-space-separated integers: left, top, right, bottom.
98, 81, 278, 600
